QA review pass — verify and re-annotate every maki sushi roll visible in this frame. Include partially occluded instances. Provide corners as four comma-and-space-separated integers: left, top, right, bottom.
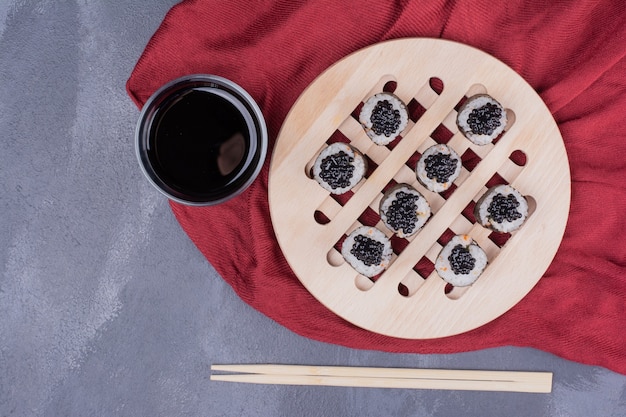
457, 94, 507, 145
474, 184, 529, 233
359, 92, 409, 145
416, 144, 461, 193
379, 183, 431, 238
312, 142, 367, 194
341, 226, 393, 277
435, 234, 488, 287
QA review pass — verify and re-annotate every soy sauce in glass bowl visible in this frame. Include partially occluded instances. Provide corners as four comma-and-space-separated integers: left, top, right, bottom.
136, 75, 267, 206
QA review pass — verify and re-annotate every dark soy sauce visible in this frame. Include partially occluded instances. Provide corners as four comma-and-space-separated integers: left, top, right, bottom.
148, 89, 250, 197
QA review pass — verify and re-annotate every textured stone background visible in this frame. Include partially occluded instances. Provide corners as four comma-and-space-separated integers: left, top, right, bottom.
1, 2, 625, 416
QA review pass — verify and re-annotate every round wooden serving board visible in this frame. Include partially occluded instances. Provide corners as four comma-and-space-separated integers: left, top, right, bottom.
268, 38, 570, 339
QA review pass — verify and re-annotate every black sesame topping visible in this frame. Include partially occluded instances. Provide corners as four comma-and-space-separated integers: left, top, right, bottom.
319, 150, 355, 190
350, 234, 384, 267
370, 99, 402, 137
488, 193, 522, 223
424, 153, 458, 184
467, 103, 503, 136
384, 191, 420, 235
448, 244, 476, 275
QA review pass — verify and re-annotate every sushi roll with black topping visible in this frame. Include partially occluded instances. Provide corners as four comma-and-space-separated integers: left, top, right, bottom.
341, 226, 393, 277
379, 183, 431, 238
474, 184, 529, 233
416, 144, 461, 193
359, 92, 409, 145
312, 142, 367, 194
457, 94, 507, 145
435, 234, 488, 287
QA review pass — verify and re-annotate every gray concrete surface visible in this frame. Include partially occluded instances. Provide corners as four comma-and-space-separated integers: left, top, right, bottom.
1, 2, 625, 416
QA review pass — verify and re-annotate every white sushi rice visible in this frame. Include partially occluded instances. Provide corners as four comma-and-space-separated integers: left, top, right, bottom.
416, 144, 462, 193
341, 226, 393, 278
312, 142, 366, 194
359, 92, 409, 145
435, 234, 488, 287
457, 94, 507, 146
379, 183, 431, 238
474, 184, 529, 233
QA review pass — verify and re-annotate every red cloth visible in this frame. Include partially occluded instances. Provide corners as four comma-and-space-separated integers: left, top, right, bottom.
127, 0, 626, 374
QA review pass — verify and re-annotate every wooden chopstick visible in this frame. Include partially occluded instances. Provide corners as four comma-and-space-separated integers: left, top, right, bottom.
210, 364, 552, 393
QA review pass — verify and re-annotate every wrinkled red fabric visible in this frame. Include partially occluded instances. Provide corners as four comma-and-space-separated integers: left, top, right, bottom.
127, 0, 626, 374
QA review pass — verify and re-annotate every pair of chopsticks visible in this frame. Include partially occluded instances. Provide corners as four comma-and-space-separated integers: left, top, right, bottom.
211, 364, 552, 393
